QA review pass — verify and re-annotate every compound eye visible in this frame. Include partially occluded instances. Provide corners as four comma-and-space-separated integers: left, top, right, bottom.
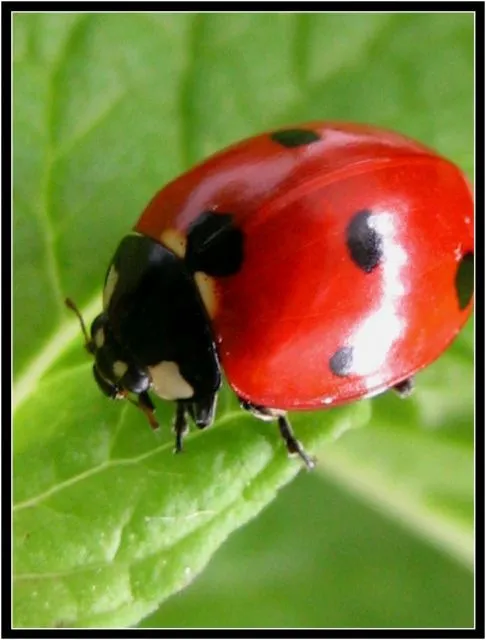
92, 364, 120, 399
119, 365, 151, 395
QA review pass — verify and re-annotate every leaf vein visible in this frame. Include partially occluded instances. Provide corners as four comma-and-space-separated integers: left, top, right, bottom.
13, 411, 245, 511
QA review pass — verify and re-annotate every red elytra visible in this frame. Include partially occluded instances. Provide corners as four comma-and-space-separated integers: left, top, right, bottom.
135, 121, 474, 410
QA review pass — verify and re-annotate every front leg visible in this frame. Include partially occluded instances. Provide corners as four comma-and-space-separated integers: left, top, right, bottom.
172, 393, 218, 453
186, 393, 218, 429
173, 401, 189, 453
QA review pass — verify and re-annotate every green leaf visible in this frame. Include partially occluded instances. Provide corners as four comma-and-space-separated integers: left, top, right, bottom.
140, 472, 474, 628
141, 324, 474, 629
313, 318, 475, 569
14, 372, 367, 628
14, 12, 473, 629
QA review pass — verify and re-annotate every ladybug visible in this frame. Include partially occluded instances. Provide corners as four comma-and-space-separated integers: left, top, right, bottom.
67, 122, 474, 469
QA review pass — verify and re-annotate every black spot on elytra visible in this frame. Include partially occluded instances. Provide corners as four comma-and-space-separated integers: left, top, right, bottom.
346, 210, 384, 274
329, 346, 354, 377
185, 211, 244, 277
455, 252, 474, 310
270, 129, 321, 148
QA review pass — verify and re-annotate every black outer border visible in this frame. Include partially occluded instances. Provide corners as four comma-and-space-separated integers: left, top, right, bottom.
4, 2, 484, 638
473, 2, 485, 638
1, 1, 486, 13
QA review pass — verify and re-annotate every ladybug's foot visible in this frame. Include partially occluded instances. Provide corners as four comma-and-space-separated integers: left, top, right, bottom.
393, 377, 414, 398
239, 398, 315, 470
173, 401, 189, 453
277, 415, 316, 470
186, 394, 218, 430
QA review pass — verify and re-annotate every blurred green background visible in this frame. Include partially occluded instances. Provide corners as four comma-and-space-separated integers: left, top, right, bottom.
13, 12, 474, 629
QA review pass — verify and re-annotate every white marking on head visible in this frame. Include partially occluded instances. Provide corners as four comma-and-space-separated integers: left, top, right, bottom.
103, 265, 119, 310
148, 361, 194, 400
113, 360, 128, 379
94, 328, 105, 348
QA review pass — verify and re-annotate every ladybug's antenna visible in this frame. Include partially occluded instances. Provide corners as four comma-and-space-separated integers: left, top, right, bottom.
65, 297, 95, 354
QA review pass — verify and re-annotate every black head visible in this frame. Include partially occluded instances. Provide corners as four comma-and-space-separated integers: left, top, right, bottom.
65, 297, 158, 427
65, 233, 222, 434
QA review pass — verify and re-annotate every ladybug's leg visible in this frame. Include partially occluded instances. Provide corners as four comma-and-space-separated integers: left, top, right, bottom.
173, 394, 218, 453
186, 394, 218, 429
392, 377, 414, 398
239, 399, 315, 470
173, 401, 189, 453
277, 415, 316, 470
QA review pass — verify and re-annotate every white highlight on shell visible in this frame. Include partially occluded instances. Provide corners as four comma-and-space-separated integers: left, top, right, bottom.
148, 361, 194, 400
103, 265, 119, 310
347, 211, 407, 390
454, 245, 464, 261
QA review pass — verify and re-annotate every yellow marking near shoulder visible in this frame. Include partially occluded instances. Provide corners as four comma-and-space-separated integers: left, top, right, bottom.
160, 228, 187, 258
148, 361, 194, 400
194, 272, 218, 319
